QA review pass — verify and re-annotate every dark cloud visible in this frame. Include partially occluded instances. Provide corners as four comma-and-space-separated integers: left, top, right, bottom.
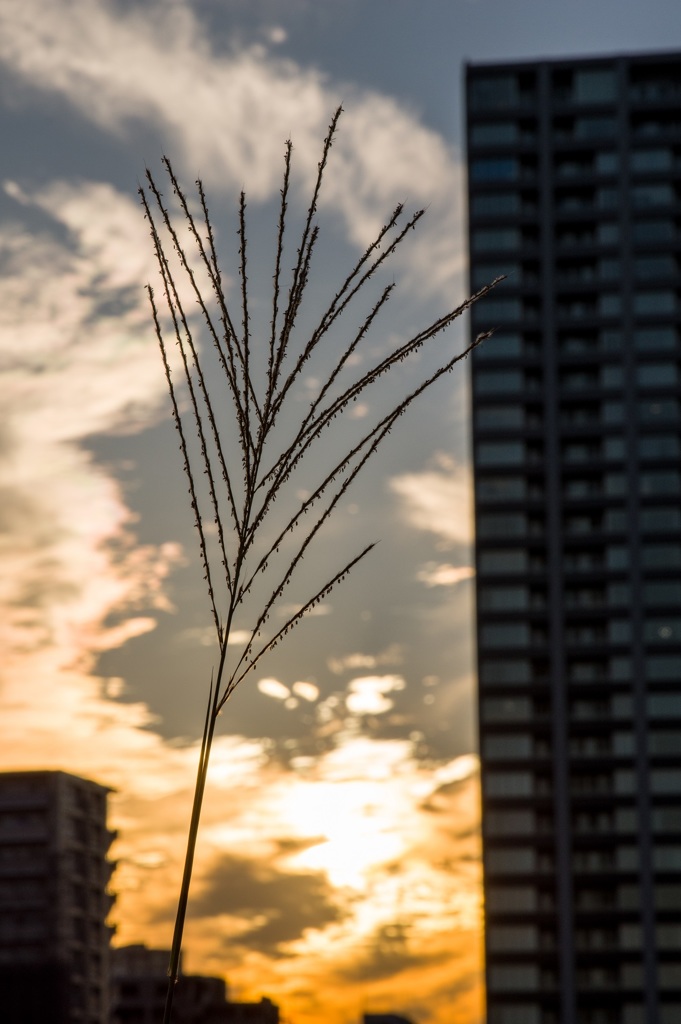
190, 853, 347, 956
338, 922, 449, 982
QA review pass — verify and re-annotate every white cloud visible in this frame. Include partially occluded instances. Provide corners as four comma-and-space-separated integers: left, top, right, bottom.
345, 674, 405, 716
416, 563, 476, 587
390, 454, 473, 547
0, 0, 466, 301
257, 677, 291, 701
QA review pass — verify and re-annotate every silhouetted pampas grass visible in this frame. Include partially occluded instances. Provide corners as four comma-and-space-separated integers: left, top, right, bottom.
140, 107, 496, 1023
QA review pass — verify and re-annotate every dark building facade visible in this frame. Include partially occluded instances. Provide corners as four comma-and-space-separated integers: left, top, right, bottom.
0, 770, 116, 1024
467, 52, 681, 1024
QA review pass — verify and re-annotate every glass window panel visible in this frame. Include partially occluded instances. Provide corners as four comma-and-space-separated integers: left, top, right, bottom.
648, 691, 681, 714
487, 964, 539, 991
575, 68, 617, 104
644, 579, 681, 604
598, 222, 620, 245
639, 436, 681, 460
478, 549, 529, 574
477, 475, 526, 501
487, 925, 537, 951
640, 470, 681, 495
475, 370, 524, 395
475, 405, 524, 428
481, 623, 531, 648
478, 513, 527, 537
600, 295, 622, 318
632, 184, 675, 207
472, 261, 520, 288
479, 587, 529, 611
477, 442, 524, 466
631, 148, 673, 172
474, 297, 523, 323
649, 731, 681, 754
484, 734, 532, 758
471, 192, 521, 216
470, 122, 519, 146
485, 773, 534, 797
639, 398, 679, 422
481, 697, 532, 721
642, 508, 681, 534
634, 327, 677, 351
642, 544, 681, 569
596, 151, 619, 174
575, 116, 617, 138
637, 362, 678, 386
486, 810, 534, 835
469, 75, 521, 111
607, 546, 630, 569
486, 886, 536, 911
645, 619, 681, 642
653, 843, 681, 866
655, 884, 681, 910
634, 254, 676, 280
470, 159, 519, 184
634, 291, 676, 316
476, 332, 524, 360
653, 808, 681, 832
480, 659, 531, 684
632, 219, 675, 243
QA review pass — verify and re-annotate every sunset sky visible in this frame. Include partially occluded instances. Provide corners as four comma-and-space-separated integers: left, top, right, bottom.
1, 2, 680, 1022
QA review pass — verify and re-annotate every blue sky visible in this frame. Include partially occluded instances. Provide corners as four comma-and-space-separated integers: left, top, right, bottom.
1, 2, 680, 1022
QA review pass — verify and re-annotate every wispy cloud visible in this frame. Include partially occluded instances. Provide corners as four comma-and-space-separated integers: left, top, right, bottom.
416, 563, 476, 588
0, 0, 466, 301
390, 454, 473, 547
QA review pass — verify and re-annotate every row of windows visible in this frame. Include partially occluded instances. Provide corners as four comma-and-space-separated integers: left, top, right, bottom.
488, 1004, 681, 1024
475, 327, 679, 359
478, 544, 681, 574
475, 292, 681, 327
473, 184, 681, 217
485, 769, 681, 800
476, 368, 680, 399
469, 64, 681, 112
481, 653, 681, 686
480, 694, 641, 722
477, 439, 681, 467
483, 731, 681, 761
481, 619, 681, 648
475, 256, 681, 290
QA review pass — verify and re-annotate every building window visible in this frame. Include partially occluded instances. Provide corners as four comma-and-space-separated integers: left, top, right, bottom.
478, 513, 528, 538
644, 580, 681, 605
634, 326, 677, 351
631, 148, 673, 173
633, 219, 675, 244
472, 226, 521, 251
479, 659, 531, 684
641, 506, 681, 531
484, 734, 533, 759
477, 475, 527, 501
474, 369, 525, 395
486, 810, 535, 836
470, 121, 520, 146
648, 692, 681, 716
632, 184, 676, 208
642, 544, 681, 569
487, 964, 540, 991
470, 159, 520, 184
478, 549, 529, 574
488, 925, 538, 951
574, 68, 618, 105
481, 697, 532, 722
634, 291, 677, 316
471, 192, 522, 216
475, 405, 525, 428
485, 773, 534, 798
479, 586, 529, 611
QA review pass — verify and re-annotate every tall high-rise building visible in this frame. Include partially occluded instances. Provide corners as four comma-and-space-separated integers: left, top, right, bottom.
0, 770, 116, 1024
467, 53, 681, 1024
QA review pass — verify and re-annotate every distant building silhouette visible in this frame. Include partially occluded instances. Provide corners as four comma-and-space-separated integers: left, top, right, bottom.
363, 1015, 414, 1024
0, 770, 116, 1024
111, 944, 279, 1024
